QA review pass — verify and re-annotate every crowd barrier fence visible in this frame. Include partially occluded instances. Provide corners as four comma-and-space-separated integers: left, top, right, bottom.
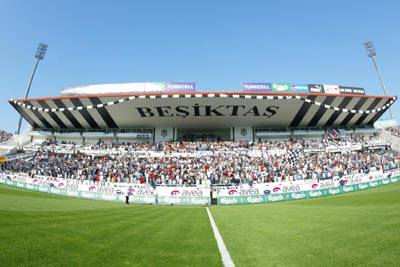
0, 169, 399, 206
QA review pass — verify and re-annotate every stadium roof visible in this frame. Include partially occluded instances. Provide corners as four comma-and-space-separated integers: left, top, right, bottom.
10, 91, 397, 131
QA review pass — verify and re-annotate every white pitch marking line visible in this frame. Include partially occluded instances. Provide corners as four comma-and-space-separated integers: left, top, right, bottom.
206, 207, 235, 267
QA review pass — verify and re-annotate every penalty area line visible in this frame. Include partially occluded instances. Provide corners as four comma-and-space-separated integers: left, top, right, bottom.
206, 207, 235, 267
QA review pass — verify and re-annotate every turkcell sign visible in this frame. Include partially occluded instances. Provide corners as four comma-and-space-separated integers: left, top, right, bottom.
242, 83, 272, 92
165, 82, 196, 92
339, 85, 365, 95
290, 84, 308, 93
308, 84, 324, 93
272, 82, 291, 92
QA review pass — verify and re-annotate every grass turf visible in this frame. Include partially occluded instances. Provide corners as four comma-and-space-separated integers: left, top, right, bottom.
0, 185, 222, 267
1, 182, 400, 266
211, 182, 400, 266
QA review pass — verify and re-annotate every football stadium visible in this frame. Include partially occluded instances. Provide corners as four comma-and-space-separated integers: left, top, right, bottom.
1, 79, 400, 266
2, 2, 400, 266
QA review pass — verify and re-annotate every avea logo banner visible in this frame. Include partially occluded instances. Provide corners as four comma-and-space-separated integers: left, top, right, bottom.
228, 189, 238, 195
272, 82, 291, 92
242, 83, 272, 91
291, 84, 308, 93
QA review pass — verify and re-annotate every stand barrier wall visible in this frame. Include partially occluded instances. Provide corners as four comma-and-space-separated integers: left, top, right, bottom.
0, 169, 399, 206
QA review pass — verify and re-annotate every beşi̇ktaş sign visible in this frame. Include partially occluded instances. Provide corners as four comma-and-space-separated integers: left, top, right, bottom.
136, 104, 280, 118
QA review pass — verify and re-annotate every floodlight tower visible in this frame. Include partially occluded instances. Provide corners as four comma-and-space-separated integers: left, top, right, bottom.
16, 43, 48, 134
363, 41, 393, 119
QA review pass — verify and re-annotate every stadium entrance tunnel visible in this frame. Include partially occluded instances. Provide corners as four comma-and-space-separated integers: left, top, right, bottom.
155, 126, 255, 142
176, 128, 231, 141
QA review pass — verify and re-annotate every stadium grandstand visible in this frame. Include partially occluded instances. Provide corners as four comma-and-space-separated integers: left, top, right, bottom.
1, 81, 399, 205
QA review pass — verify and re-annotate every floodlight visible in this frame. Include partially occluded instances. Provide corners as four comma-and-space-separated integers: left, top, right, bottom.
35, 43, 48, 60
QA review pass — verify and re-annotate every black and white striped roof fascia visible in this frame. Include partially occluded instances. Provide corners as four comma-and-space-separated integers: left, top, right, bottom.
9, 93, 397, 130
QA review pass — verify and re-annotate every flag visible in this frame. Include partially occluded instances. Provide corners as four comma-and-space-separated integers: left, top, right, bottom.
283, 149, 302, 165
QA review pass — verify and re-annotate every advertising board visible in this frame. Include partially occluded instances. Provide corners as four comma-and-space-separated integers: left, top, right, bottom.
308, 84, 324, 93
272, 82, 291, 92
242, 83, 272, 92
1, 169, 399, 206
323, 84, 340, 94
165, 82, 196, 92
339, 85, 365, 95
290, 84, 308, 93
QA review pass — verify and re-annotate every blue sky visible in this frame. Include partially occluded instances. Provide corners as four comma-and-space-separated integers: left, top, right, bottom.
0, 0, 398, 132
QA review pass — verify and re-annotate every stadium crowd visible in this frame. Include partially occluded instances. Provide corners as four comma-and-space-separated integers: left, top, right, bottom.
0, 130, 12, 143
387, 126, 400, 137
2, 134, 399, 185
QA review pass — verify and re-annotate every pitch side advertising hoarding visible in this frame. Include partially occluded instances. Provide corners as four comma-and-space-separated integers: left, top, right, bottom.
272, 82, 291, 92
323, 84, 340, 94
339, 85, 365, 95
242, 83, 272, 92
308, 84, 324, 93
2, 169, 399, 205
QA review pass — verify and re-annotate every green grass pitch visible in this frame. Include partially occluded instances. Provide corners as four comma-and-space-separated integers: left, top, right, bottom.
1, 182, 400, 266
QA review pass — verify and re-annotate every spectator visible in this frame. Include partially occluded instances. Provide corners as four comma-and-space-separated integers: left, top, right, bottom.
0, 130, 12, 143
2, 134, 399, 186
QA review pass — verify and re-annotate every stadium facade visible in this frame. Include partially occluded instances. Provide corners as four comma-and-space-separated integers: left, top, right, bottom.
9, 82, 397, 142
